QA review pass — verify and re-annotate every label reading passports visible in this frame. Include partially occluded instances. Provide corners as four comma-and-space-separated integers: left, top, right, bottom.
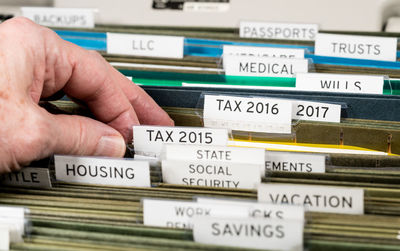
54, 155, 151, 187
315, 33, 397, 61
265, 151, 326, 174
223, 45, 305, 59
0, 167, 52, 188
258, 184, 364, 214
203, 95, 292, 134
107, 33, 184, 58
292, 100, 341, 123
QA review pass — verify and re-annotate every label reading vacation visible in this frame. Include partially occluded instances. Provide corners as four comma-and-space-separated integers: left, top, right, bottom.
54, 155, 151, 187
223, 45, 305, 59
265, 151, 326, 174
292, 100, 341, 123
0, 167, 52, 188
258, 184, 364, 214
296, 73, 384, 94
21, 7, 95, 28
107, 33, 184, 58
203, 95, 292, 134
314, 33, 397, 61
240, 21, 318, 41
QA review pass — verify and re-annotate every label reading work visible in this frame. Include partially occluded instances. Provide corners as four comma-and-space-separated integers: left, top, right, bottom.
223, 45, 305, 59
203, 95, 292, 134
21, 7, 95, 28
240, 21, 318, 41
292, 100, 341, 123
258, 184, 364, 214
0, 167, 52, 188
265, 151, 326, 174
296, 73, 385, 94
314, 33, 397, 61
107, 33, 184, 58
54, 155, 151, 187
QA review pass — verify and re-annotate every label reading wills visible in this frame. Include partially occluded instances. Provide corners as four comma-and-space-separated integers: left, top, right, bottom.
265, 151, 326, 174
0, 167, 52, 188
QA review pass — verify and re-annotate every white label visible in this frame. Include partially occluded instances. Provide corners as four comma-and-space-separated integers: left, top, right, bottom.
258, 184, 364, 214
54, 155, 151, 187
292, 100, 341, 123
0, 227, 9, 251
240, 21, 318, 41
265, 151, 326, 174
203, 95, 292, 134
0, 168, 52, 188
0, 206, 25, 243
21, 7, 95, 28
107, 33, 184, 58
223, 45, 305, 59
296, 73, 384, 95
314, 33, 397, 61
183, 2, 230, 12
162, 160, 261, 189
133, 126, 228, 157
193, 216, 304, 251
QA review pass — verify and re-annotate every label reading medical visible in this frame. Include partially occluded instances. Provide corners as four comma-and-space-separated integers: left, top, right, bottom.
296, 73, 385, 94
240, 21, 318, 41
258, 184, 364, 214
203, 95, 292, 134
223, 45, 305, 59
162, 160, 261, 189
133, 126, 228, 157
54, 155, 151, 187
107, 33, 184, 58
292, 100, 341, 123
21, 7, 95, 28
0, 167, 52, 188
265, 151, 326, 174
314, 33, 397, 61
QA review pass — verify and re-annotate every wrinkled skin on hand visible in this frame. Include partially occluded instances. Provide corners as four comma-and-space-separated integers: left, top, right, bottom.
0, 17, 174, 173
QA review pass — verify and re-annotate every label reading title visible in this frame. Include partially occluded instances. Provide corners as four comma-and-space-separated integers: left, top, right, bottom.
0, 167, 52, 188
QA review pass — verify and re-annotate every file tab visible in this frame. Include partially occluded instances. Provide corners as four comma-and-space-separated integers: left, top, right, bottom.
223, 45, 305, 59
0, 167, 52, 188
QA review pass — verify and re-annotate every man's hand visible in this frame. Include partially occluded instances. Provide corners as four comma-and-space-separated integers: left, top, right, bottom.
0, 17, 174, 173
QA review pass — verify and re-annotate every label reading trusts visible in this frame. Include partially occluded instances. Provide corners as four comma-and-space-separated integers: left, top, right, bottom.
162, 160, 261, 189
133, 126, 228, 157
193, 217, 303, 251
54, 155, 151, 187
292, 100, 341, 123
21, 7, 95, 28
203, 95, 292, 134
223, 45, 305, 59
265, 151, 326, 174
258, 184, 364, 214
315, 33, 397, 61
224, 55, 309, 77
0, 168, 52, 188
107, 33, 184, 58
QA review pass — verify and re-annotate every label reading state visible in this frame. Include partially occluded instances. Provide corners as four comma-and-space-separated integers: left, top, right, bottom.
21, 7, 95, 28
224, 55, 309, 77
162, 160, 261, 189
0, 168, 52, 188
240, 21, 318, 41
258, 184, 364, 214
223, 45, 304, 59
203, 95, 292, 134
193, 217, 303, 251
296, 73, 385, 95
54, 155, 151, 187
265, 151, 326, 174
315, 33, 397, 61
292, 100, 341, 123
107, 33, 184, 58
133, 126, 228, 157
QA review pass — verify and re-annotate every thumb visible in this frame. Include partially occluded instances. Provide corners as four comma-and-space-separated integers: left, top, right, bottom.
49, 114, 126, 157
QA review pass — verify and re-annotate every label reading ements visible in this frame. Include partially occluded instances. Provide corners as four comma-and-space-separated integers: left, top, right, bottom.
240, 21, 318, 41
258, 184, 364, 214
203, 95, 292, 134
223, 45, 305, 59
162, 160, 261, 189
0, 227, 9, 251
193, 217, 303, 251
296, 73, 385, 94
265, 151, 326, 174
292, 100, 341, 123
0, 167, 52, 188
54, 155, 151, 187
224, 55, 309, 77
0, 206, 25, 243
107, 33, 184, 58
21, 7, 95, 28
314, 33, 397, 61
133, 126, 228, 157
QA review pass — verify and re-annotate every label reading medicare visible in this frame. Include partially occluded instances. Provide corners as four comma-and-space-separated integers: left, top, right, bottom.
292, 100, 341, 123
162, 160, 261, 189
0, 206, 25, 243
258, 184, 364, 214
315, 33, 397, 61
223, 45, 305, 59
296, 73, 384, 95
107, 33, 184, 58
133, 126, 228, 157
0, 167, 52, 188
240, 21, 318, 41
54, 155, 151, 187
203, 95, 292, 134
21, 7, 95, 28
265, 151, 326, 174
193, 217, 303, 251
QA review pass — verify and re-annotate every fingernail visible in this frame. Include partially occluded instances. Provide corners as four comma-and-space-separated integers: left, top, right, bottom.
94, 135, 126, 157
